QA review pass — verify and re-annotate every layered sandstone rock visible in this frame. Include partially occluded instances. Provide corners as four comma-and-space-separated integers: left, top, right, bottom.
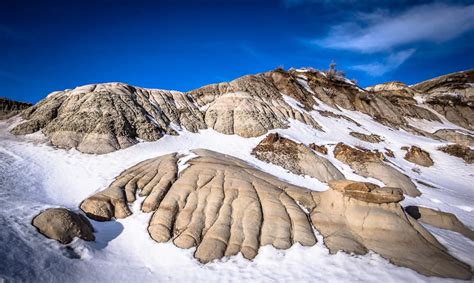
438, 144, 474, 164
32, 208, 94, 244
251, 133, 344, 182
403, 146, 434, 167
333, 143, 421, 197
11, 84, 206, 154
405, 206, 474, 240
80, 152, 472, 279
312, 180, 471, 279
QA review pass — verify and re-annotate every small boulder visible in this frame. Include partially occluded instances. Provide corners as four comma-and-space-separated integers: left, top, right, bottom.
309, 143, 328, 155
403, 146, 434, 167
32, 208, 94, 244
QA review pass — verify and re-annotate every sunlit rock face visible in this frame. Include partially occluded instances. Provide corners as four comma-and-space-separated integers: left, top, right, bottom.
80, 150, 471, 279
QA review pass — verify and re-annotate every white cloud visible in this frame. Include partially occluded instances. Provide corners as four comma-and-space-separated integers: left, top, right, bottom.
315, 3, 474, 53
350, 49, 415, 76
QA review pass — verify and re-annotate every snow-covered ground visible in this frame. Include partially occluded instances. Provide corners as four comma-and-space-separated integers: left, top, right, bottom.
0, 97, 473, 282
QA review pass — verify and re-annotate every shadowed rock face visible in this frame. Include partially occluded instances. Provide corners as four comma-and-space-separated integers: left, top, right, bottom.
333, 143, 421, 197
32, 208, 94, 244
403, 146, 434, 167
80, 150, 472, 279
0, 98, 32, 120
405, 206, 474, 241
251, 133, 344, 182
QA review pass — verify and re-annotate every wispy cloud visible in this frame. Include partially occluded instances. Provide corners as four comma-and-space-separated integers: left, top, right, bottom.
314, 3, 474, 53
0, 69, 23, 82
350, 49, 415, 76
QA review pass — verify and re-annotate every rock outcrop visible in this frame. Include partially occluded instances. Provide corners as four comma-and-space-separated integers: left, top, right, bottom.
333, 143, 421, 197
11, 84, 206, 154
0, 97, 31, 120
11, 67, 470, 154
403, 146, 434, 167
251, 133, 344, 182
32, 208, 94, 244
349, 132, 383, 143
80, 151, 472, 279
405, 206, 474, 240
309, 143, 328, 155
413, 69, 474, 130
438, 144, 474, 164
433, 129, 474, 146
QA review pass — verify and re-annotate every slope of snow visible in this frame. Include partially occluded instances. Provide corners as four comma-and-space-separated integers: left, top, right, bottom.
1, 95, 473, 282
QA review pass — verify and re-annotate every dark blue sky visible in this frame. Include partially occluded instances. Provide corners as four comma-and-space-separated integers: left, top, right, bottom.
1, 0, 473, 103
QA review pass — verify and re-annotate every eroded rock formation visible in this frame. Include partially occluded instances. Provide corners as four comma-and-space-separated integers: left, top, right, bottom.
403, 146, 434, 167
433, 129, 474, 146
405, 206, 474, 240
32, 208, 94, 244
349, 131, 383, 143
12, 68, 471, 154
251, 133, 344, 182
333, 143, 421, 197
438, 144, 474, 164
413, 69, 473, 130
0, 97, 31, 120
80, 151, 472, 279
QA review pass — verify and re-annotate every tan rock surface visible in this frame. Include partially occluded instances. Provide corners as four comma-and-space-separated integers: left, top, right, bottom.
403, 146, 434, 167
80, 150, 471, 279
333, 143, 421, 197
349, 131, 383, 143
433, 129, 474, 146
32, 208, 94, 244
252, 133, 344, 182
405, 206, 474, 240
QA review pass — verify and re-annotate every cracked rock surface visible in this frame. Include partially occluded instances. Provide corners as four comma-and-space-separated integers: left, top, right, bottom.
80, 150, 471, 279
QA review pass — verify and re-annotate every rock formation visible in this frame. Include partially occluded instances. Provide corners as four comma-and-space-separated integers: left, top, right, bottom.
403, 146, 434, 167
251, 133, 344, 182
405, 206, 474, 240
32, 208, 95, 244
0, 97, 31, 120
309, 143, 328, 155
433, 129, 474, 146
349, 131, 383, 143
80, 150, 472, 279
412, 69, 473, 130
11, 67, 472, 154
333, 143, 421, 197
438, 144, 474, 164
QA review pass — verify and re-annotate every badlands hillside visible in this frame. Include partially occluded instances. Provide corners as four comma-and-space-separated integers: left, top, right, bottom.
0, 67, 473, 282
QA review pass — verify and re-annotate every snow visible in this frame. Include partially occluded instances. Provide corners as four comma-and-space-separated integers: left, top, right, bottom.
1, 95, 473, 282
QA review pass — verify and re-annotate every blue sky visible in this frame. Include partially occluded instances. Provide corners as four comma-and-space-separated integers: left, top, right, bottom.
1, 0, 473, 103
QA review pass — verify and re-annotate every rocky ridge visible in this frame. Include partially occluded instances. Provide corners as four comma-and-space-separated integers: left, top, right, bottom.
9, 68, 473, 154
